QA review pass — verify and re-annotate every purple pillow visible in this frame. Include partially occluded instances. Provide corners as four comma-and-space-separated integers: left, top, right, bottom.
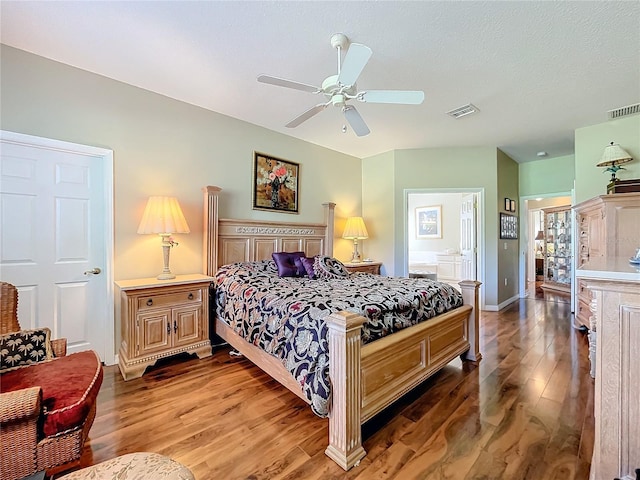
300, 256, 316, 279
272, 251, 305, 277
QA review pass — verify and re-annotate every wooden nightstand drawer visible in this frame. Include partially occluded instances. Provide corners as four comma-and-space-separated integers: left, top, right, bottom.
343, 262, 382, 274
137, 289, 202, 310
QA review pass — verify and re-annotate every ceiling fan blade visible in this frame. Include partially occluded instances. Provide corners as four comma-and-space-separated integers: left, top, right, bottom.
359, 90, 425, 105
337, 43, 372, 87
343, 105, 370, 137
285, 103, 328, 128
257, 74, 320, 93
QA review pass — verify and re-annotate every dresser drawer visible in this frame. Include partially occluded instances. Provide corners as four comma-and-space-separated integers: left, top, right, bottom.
576, 298, 592, 329
137, 289, 202, 310
576, 279, 589, 299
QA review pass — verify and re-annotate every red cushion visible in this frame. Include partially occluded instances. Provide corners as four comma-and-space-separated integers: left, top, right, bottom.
1, 350, 103, 437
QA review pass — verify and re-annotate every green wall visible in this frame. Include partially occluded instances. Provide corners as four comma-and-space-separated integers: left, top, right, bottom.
362, 146, 519, 309
575, 114, 640, 203
497, 149, 520, 304
0, 45, 362, 280
519, 154, 575, 197
361, 150, 396, 272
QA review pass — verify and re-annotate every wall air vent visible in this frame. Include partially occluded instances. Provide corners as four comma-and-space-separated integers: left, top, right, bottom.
446, 103, 479, 119
607, 103, 640, 120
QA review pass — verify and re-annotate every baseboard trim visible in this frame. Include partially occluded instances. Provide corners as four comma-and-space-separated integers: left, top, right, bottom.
483, 294, 520, 312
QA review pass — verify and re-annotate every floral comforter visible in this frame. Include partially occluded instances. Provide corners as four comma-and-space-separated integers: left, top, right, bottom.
214, 260, 463, 417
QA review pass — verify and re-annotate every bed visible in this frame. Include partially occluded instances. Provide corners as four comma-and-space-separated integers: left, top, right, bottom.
203, 186, 481, 470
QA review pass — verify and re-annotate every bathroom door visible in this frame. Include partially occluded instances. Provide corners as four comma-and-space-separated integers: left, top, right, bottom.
460, 193, 477, 281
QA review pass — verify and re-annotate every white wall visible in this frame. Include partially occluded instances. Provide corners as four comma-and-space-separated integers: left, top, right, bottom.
407, 192, 464, 265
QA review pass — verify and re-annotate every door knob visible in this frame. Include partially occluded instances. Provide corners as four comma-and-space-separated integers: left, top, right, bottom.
83, 267, 102, 275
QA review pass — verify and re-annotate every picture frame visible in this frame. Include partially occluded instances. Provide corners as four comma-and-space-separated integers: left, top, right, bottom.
252, 152, 299, 213
504, 197, 511, 211
416, 205, 442, 238
510, 199, 516, 212
500, 212, 518, 239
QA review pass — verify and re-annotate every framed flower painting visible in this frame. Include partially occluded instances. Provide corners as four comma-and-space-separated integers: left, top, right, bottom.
252, 152, 299, 213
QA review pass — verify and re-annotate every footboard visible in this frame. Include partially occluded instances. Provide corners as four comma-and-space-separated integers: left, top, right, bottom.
325, 280, 481, 470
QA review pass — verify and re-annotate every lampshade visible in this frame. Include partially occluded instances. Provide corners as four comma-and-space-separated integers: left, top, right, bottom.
535, 230, 544, 241
137, 196, 190, 280
342, 217, 369, 240
137, 196, 190, 234
596, 142, 633, 168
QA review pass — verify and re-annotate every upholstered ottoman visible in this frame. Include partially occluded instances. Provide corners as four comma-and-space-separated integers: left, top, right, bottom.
58, 453, 194, 479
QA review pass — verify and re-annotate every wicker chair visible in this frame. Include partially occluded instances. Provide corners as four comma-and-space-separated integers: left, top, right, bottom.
0, 281, 101, 480
1, 281, 67, 357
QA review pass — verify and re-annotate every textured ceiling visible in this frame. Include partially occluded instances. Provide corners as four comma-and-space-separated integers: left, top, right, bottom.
1, 1, 639, 162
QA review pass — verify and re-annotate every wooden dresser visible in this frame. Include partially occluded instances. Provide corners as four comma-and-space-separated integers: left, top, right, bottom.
116, 274, 214, 380
576, 259, 640, 480
573, 193, 640, 329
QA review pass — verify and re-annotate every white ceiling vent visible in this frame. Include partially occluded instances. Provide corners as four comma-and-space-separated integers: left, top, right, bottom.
607, 103, 640, 120
447, 103, 479, 119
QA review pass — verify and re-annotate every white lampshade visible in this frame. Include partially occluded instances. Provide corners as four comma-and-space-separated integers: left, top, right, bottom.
342, 217, 369, 240
137, 196, 190, 234
137, 196, 190, 280
596, 142, 633, 168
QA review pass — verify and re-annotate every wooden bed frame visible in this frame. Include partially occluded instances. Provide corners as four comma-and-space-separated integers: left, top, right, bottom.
203, 186, 481, 470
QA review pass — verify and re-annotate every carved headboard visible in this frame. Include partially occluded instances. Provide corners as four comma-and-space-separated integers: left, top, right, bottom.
203, 186, 335, 276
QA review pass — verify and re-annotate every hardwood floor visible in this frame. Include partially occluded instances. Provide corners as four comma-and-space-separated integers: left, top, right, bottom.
78, 297, 593, 479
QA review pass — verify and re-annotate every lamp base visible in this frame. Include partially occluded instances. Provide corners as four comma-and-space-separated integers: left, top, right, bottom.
350, 239, 362, 263
157, 235, 176, 280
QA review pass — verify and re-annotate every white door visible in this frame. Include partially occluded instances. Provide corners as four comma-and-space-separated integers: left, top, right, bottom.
0, 131, 114, 363
460, 193, 477, 281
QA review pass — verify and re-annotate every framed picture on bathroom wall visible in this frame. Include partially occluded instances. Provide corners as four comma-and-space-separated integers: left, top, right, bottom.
416, 205, 442, 238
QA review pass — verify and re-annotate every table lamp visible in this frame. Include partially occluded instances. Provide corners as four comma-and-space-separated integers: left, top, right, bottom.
343, 216, 369, 263
137, 196, 190, 280
596, 141, 633, 182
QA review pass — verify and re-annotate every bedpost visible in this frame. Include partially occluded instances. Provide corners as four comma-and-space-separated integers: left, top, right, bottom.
325, 310, 367, 470
203, 186, 222, 276
459, 280, 482, 362
323, 202, 336, 256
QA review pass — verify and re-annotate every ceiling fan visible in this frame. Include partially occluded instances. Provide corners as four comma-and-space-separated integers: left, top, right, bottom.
257, 33, 425, 137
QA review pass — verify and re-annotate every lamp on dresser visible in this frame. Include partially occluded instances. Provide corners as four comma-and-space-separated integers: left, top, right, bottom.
343, 216, 369, 263
597, 141, 633, 181
137, 196, 190, 280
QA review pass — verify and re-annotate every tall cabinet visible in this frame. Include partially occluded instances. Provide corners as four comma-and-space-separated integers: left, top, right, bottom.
541, 205, 572, 294
574, 192, 640, 329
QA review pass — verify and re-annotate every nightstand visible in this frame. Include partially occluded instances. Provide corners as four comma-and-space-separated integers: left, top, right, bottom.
343, 261, 382, 275
115, 274, 214, 380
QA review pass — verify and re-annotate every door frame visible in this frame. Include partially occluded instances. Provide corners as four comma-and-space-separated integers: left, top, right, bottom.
0, 130, 115, 364
403, 188, 485, 310
518, 191, 574, 313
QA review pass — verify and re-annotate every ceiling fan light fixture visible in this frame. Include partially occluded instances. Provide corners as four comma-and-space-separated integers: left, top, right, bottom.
447, 103, 479, 119
258, 33, 424, 135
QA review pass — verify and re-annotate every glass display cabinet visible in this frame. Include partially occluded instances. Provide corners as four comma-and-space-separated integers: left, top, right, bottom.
541, 205, 572, 294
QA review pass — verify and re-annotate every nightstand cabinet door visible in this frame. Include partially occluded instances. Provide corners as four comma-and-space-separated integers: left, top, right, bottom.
116, 274, 214, 381
137, 311, 171, 357
173, 305, 203, 347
